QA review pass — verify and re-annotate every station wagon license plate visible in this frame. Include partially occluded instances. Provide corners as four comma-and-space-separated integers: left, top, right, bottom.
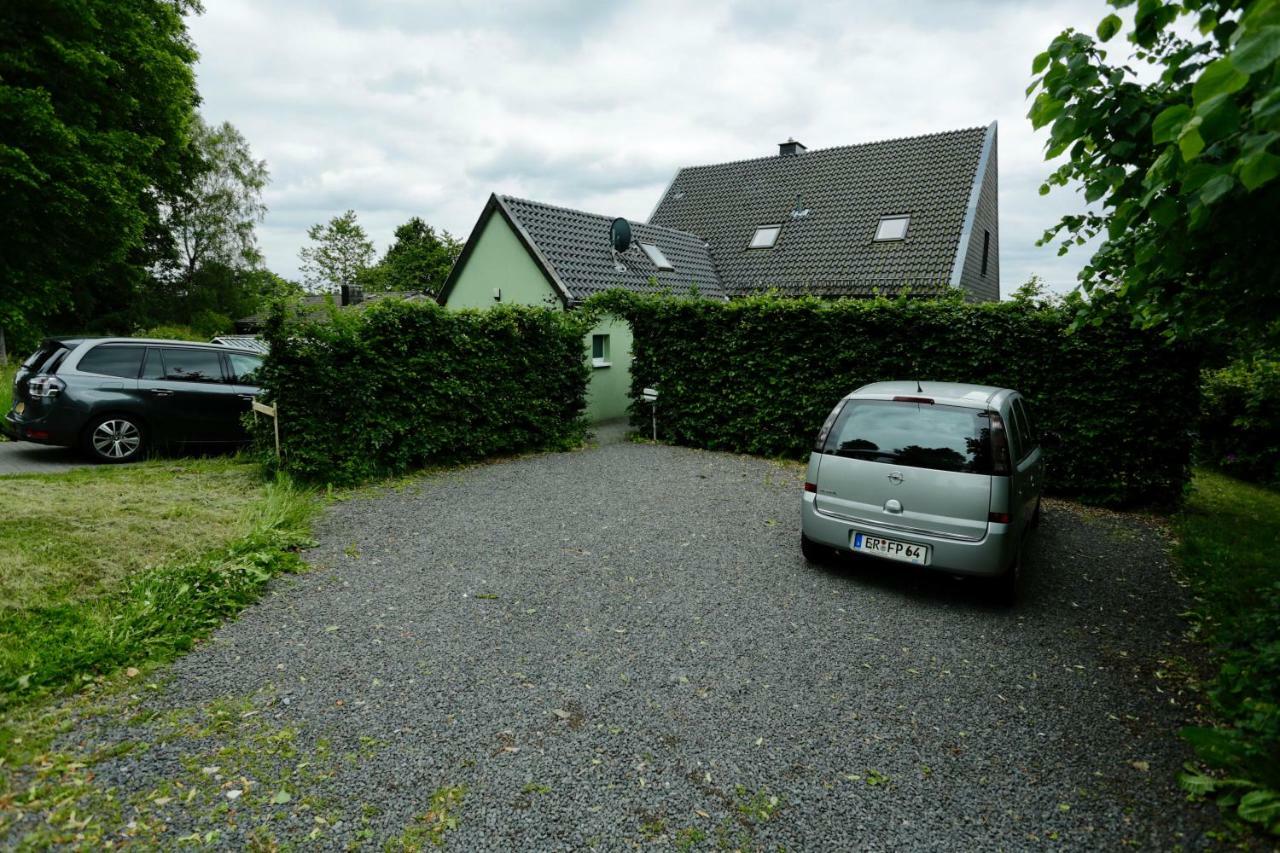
852, 532, 929, 565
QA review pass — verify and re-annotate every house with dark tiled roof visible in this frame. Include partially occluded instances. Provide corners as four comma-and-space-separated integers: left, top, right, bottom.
439, 123, 999, 420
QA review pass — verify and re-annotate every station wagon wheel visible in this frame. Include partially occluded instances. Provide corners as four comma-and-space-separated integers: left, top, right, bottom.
84, 415, 146, 464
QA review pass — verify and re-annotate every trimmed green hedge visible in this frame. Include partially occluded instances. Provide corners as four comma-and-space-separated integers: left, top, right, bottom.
258, 299, 591, 485
591, 292, 1201, 507
1200, 357, 1280, 488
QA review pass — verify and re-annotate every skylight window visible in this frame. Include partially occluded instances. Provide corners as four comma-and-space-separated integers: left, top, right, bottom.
874, 215, 910, 241
640, 242, 674, 270
750, 225, 781, 249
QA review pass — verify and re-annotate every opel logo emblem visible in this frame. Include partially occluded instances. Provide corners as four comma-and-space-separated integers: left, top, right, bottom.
887, 471, 904, 485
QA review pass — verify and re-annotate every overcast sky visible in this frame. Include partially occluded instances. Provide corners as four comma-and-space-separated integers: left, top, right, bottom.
187, 0, 1117, 297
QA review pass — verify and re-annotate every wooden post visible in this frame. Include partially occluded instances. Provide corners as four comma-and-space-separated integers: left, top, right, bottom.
252, 399, 280, 459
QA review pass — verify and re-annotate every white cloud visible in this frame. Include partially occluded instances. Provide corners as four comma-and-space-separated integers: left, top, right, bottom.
188, 0, 1116, 296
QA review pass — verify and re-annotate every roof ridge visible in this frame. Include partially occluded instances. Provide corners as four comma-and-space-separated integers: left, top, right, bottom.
669, 124, 990, 174
498, 194, 708, 243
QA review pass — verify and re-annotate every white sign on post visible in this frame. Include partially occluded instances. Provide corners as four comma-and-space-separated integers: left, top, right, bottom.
641, 387, 658, 440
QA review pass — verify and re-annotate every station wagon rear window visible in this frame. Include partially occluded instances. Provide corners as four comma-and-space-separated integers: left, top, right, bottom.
226, 352, 264, 384
24, 342, 70, 374
823, 400, 995, 474
78, 345, 145, 378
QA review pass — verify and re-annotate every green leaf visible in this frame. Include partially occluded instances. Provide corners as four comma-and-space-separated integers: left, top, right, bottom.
1084, 180, 1109, 203
1179, 125, 1206, 161
1097, 14, 1123, 42
1193, 58, 1248, 106
1180, 162, 1222, 194
1253, 87, 1280, 123
1200, 173, 1236, 205
1149, 196, 1178, 226
1238, 789, 1280, 826
1196, 95, 1241, 145
1231, 25, 1280, 74
1238, 149, 1280, 190
1029, 94, 1066, 130
1182, 726, 1251, 767
1031, 51, 1051, 74
1179, 772, 1221, 796
1152, 105, 1192, 144
271, 790, 292, 804
1144, 148, 1176, 188
1188, 200, 1210, 231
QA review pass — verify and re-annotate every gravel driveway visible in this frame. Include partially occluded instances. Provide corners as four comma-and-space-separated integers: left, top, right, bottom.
0, 440, 91, 475
10, 429, 1216, 850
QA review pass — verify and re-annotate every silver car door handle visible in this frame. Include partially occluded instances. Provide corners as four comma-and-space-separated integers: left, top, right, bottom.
238, 393, 255, 401
149, 389, 173, 397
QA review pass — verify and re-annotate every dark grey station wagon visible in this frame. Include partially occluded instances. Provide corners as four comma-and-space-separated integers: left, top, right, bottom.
5, 338, 265, 463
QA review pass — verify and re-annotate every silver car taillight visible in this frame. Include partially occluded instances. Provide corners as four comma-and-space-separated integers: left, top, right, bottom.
27, 375, 65, 398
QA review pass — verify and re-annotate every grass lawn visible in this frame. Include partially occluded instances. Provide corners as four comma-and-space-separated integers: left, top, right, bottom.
0, 456, 316, 708
1178, 469, 1280, 624
1175, 469, 1280, 836
0, 458, 261, 608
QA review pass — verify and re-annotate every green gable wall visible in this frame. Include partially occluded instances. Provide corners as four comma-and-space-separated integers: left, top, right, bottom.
444, 212, 633, 422
444, 214, 560, 309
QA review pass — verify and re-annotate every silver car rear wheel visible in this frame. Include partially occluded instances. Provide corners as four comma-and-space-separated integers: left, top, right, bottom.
86, 416, 145, 463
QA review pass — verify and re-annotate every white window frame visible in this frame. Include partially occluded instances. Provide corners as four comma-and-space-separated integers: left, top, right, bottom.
639, 242, 674, 271
749, 224, 782, 249
591, 334, 611, 368
874, 215, 911, 241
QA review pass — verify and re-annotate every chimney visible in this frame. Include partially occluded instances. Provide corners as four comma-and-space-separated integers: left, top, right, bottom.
339, 284, 365, 306
778, 137, 807, 156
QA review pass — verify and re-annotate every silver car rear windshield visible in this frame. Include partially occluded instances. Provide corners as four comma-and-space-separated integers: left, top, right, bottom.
822, 400, 996, 475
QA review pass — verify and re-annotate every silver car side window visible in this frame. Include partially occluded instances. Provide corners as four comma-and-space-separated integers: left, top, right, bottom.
1015, 398, 1039, 449
1006, 403, 1023, 461
1012, 398, 1034, 458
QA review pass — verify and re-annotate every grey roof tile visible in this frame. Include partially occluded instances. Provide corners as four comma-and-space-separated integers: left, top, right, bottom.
649, 127, 988, 298
498, 196, 724, 302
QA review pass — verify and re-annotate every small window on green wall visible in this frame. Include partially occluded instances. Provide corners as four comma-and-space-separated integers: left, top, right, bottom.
592, 334, 610, 367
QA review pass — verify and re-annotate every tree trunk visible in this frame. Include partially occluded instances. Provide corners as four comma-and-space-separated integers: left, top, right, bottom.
0, 325, 7, 367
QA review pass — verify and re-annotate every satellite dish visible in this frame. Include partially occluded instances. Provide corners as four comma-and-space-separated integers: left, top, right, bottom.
610, 217, 632, 253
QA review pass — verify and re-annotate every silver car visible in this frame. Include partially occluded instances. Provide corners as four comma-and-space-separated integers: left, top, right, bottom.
800, 381, 1043, 600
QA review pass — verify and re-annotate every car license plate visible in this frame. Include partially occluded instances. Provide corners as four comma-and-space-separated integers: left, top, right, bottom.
852, 532, 929, 565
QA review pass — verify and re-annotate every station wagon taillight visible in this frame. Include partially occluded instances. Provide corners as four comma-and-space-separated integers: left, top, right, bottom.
27, 375, 65, 398
804, 482, 817, 493
988, 411, 1012, 476
988, 511, 1011, 524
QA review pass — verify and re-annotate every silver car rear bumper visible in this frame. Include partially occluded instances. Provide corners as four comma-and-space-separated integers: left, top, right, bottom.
801, 493, 1017, 577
